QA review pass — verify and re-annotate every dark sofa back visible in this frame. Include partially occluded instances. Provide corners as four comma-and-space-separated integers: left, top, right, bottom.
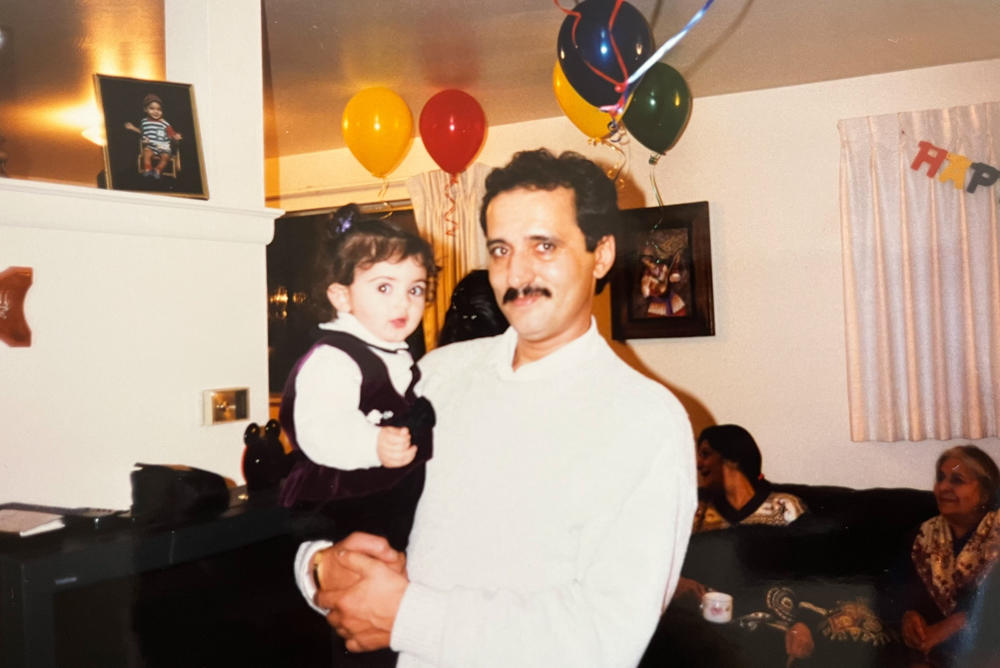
682, 484, 938, 594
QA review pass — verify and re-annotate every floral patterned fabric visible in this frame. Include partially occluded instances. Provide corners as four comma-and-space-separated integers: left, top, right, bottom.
693, 491, 807, 532
911, 511, 1000, 617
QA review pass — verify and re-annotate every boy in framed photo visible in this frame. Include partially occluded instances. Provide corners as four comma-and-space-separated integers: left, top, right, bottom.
124, 93, 182, 180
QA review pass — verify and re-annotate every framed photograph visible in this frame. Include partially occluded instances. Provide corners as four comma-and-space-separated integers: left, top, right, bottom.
610, 201, 715, 340
94, 74, 208, 199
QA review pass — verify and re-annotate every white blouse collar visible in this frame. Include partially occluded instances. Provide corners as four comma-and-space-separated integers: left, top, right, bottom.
320, 312, 410, 352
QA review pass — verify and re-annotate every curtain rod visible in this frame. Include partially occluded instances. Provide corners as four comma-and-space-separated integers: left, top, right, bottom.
280, 198, 414, 218
265, 178, 408, 203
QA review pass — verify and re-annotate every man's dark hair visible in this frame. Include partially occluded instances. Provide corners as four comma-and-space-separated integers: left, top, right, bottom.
479, 149, 620, 252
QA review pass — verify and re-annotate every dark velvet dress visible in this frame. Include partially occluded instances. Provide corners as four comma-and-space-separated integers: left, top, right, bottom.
279, 331, 435, 668
279, 330, 434, 552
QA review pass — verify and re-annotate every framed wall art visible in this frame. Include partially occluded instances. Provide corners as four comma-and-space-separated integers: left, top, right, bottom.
610, 201, 715, 340
94, 74, 208, 199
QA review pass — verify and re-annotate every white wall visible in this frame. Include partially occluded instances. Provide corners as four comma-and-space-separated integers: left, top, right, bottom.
0, 0, 279, 510
268, 58, 1000, 491
0, 182, 276, 508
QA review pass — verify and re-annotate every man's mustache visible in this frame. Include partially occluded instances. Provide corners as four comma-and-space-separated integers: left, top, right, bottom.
502, 286, 552, 303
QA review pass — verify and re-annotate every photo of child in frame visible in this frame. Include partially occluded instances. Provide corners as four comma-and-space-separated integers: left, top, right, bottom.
124, 93, 183, 181
94, 74, 207, 198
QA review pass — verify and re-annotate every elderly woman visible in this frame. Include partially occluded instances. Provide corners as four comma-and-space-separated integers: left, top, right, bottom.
899, 445, 1000, 667
692, 424, 807, 532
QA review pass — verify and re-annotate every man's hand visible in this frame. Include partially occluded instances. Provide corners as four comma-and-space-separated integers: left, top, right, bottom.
322, 552, 409, 651
313, 533, 408, 653
377, 426, 418, 468
314, 532, 405, 590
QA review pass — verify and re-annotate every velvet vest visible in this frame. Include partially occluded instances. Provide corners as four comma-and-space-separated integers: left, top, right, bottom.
278, 331, 434, 550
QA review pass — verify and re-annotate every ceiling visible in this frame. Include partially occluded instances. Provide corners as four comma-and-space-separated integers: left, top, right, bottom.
2, 0, 1000, 185
260, 0, 1000, 157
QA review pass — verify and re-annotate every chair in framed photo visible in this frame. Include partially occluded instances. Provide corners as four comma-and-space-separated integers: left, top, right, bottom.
135, 136, 180, 179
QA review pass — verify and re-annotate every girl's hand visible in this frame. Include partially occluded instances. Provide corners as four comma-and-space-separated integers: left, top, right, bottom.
376, 426, 417, 468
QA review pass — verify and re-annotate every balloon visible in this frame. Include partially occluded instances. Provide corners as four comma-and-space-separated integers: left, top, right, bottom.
621, 63, 692, 155
552, 62, 618, 140
556, 0, 653, 108
341, 87, 413, 178
419, 89, 487, 176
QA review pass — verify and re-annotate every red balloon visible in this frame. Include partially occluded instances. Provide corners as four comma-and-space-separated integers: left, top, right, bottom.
419, 90, 487, 176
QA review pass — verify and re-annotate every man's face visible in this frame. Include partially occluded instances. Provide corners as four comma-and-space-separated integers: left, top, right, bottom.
485, 187, 613, 358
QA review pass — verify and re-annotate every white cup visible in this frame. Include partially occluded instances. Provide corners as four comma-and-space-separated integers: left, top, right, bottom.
701, 591, 733, 623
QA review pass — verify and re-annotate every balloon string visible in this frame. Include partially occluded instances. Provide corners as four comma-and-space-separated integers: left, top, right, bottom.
607, 140, 628, 186
443, 174, 458, 237
627, 0, 715, 85
552, 0, 578, 17
649, 158, 663, 209
553, 0, 584, 52
608, 0, 630, 93
589, 128, 629, 189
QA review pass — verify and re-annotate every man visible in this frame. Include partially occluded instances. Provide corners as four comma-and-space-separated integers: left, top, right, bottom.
296, 149, 696, 667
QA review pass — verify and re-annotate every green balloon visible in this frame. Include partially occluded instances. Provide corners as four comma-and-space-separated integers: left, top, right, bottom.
622, 63, 692, 155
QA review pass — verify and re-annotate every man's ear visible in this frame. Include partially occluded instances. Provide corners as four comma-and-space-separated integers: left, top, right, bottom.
326, 283, 351, 314
592, 235, 616, 280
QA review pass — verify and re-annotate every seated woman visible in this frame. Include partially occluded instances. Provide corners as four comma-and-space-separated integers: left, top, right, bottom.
674, 424, 807, 602
897, 445, 1000, 667
693, 424, 807, 532
666, 425, 812, 665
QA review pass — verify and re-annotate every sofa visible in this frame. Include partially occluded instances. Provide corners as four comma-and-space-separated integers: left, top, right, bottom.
640, 482, 939, 668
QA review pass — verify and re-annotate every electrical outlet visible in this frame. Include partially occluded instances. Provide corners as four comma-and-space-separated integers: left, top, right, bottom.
203, 388, 249, 424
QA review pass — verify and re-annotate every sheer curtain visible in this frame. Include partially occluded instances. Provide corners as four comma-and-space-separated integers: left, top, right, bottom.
407, 163, 492, 352
838, 102, 1000, 442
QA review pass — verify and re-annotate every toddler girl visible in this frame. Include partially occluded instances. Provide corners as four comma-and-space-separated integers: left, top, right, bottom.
279, 204, 437, 554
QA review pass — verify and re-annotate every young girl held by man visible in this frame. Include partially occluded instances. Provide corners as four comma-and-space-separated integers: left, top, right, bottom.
279, 204, 437, 558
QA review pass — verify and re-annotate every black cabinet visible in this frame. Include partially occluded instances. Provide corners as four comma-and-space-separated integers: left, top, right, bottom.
0, 491, 335, 667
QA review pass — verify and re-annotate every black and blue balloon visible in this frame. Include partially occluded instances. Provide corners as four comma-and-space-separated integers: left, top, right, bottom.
556, 0, 653, 109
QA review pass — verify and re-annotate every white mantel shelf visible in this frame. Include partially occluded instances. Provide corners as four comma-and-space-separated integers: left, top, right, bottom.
1, 177, 282, 245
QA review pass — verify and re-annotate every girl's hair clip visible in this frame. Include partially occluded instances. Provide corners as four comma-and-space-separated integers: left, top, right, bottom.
331, 203, 361, 236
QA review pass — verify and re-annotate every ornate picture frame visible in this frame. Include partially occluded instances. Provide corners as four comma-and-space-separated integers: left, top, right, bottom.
610, 201, 715, 340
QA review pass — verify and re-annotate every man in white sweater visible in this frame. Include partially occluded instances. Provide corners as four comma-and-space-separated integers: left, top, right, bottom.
298, 149, 696, 667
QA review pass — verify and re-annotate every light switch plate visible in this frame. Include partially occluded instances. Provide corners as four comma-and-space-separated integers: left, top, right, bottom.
203, 388, 249, 424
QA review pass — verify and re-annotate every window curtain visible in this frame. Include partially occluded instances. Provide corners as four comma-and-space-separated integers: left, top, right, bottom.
407, 163, 492, 352
837, 102, 1000, 442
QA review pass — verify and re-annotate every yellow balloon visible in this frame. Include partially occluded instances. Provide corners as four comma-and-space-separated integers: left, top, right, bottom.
342, 87, 413, 178
552, 62, 617, 140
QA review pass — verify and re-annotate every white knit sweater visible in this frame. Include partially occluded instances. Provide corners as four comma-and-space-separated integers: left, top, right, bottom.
387, 321, 696, 667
